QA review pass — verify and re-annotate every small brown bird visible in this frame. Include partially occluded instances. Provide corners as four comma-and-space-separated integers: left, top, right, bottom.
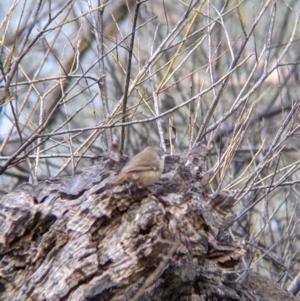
109, 146, 165, 188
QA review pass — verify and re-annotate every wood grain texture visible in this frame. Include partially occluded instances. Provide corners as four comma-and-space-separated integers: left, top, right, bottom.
0, 144, 296, 301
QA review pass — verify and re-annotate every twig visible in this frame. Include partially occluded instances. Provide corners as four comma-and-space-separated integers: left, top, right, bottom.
120, 0, 144, 153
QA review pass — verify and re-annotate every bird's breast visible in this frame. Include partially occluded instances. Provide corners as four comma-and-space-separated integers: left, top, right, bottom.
129, 170, 162, 188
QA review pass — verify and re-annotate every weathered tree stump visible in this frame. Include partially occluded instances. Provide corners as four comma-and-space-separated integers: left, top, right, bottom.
0, 145, 297, 301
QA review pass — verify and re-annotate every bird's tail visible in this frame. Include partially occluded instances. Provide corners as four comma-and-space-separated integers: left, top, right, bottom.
108, 173, 129, 185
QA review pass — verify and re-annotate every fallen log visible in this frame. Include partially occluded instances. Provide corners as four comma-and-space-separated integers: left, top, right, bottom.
0, 144, 296, 301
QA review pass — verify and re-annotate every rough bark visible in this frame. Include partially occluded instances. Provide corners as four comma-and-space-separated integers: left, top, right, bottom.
0, 145, 297, 301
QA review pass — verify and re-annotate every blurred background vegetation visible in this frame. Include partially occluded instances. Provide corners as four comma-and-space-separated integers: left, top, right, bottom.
1, 0, 300, 294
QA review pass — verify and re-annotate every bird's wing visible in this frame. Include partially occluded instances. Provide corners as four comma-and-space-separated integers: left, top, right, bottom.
121, 157, 158, 173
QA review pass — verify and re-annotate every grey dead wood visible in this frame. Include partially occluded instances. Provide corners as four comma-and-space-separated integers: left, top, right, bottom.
0, 144, 297, 301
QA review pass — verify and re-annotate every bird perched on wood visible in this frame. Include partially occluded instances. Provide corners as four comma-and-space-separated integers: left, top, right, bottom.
109, 146, 165, 188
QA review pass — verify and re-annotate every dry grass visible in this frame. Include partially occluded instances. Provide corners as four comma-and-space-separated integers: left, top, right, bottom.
1, 0, 300, 293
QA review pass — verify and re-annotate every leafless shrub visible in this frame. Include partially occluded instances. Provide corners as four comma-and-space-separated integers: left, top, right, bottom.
1, 0, 300, 294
